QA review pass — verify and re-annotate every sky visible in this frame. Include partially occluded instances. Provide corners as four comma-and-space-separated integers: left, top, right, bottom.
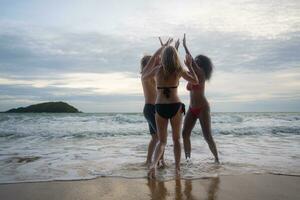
0, 0, 299, 112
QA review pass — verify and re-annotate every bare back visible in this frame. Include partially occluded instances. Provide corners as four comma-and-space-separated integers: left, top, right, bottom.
155, 67, 181, 104
141, 77, 157, 104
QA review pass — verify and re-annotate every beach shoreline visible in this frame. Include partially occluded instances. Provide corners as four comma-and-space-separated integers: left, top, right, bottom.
0, 174, 299, 200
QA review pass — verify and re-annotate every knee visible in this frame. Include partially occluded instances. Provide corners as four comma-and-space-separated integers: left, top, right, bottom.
152, 134, 158, 142
204, 134, 213, 142
158, 138, 167, 146
172, 136, 180, 144
182, 131, 189, 141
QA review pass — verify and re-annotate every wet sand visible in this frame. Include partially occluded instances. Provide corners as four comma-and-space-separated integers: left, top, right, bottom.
0, 174, 299, 200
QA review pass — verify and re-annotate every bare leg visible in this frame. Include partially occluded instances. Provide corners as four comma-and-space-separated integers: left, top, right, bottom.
170, 107, 183, 175
158, 150, 166, 168
182, 109, 197, 159
199, 107, 219, 163
148, 114, 168, 179
146, 134, 158, 167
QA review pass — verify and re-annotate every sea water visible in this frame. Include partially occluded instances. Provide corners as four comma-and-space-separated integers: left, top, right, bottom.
0, 112, 299, 183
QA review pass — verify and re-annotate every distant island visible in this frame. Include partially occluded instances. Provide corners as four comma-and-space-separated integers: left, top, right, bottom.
5, 102, 80, 113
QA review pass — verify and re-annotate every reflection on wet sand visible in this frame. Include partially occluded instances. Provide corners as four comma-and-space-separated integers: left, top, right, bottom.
147, 177, 220, 200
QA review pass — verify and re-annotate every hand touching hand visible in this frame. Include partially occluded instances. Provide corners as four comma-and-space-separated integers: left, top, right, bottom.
175, 38, 180, 50
158, 37, 173, 46
167, 38, 173, 45
159, 37, 164, 46
183, 33, 187, 49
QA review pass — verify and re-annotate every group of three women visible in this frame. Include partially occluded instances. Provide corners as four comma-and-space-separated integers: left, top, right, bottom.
141, 34, 219, 179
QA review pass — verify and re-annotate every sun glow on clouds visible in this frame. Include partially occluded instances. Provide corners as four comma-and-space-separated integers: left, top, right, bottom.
60, 73, 141, 95
0, 0, 300, 111
208, 67, 300, 103
0, 73, 142, 95
1, 67, 299, 104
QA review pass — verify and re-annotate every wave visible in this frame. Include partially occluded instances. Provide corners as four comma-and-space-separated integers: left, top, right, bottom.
0, 131, 27, 139
271, 127, 300, 135
1, 126, 299, 140
112, 114, 144, 124
4, 156, 41, 164
0, 159, 298, 184
212, 115, 244, 123
59, 131, 145, 139
190, 126, 300, 136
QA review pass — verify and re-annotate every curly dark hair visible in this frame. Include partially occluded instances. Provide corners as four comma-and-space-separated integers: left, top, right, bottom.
194, 55, 213, 80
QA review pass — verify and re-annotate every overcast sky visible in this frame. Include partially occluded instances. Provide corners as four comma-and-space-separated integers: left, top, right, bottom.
0, 0, 299, 112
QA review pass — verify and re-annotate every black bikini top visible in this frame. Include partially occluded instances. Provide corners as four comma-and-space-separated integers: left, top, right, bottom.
157, 85, 178, 98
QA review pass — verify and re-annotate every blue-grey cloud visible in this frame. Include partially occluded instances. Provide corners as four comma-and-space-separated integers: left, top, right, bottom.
0, 25, 161, 76
0, 0, 300, 112
1, 24, 299, 78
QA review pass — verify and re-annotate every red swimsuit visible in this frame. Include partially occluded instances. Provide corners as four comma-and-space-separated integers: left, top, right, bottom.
186, 82, 202, 91
186, 83, 203, 117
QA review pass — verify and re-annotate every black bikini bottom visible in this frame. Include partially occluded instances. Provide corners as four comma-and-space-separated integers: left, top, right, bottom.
155, 103, 185, 119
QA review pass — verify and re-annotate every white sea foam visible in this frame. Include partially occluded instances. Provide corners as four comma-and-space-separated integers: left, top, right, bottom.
0, 112, 299, 183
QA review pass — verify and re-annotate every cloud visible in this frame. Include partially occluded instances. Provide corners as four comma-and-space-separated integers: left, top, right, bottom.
207, 67, 300, 103
0, 66, 299, 112
0, 0, 300, 112
0, 72, 142, 94
1, 21, 299, 76
0, 22, 158, 76
119, 0, 300, 39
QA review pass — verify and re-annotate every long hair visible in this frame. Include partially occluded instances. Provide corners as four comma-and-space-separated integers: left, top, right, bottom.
140, 55, 151, 73
161, 46, 183, 78
195, 55, 213, 80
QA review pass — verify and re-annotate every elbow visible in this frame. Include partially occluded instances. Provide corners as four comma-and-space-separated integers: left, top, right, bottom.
192, 80, 199, 85
187, 72, 198, 84
191, 77, 199, 85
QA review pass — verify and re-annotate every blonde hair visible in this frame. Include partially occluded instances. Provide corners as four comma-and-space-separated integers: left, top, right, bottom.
161, 46, 183, 78
140, 55, 151, 73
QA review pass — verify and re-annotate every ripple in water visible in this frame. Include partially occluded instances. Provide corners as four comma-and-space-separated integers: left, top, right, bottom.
0, 112, 299, 183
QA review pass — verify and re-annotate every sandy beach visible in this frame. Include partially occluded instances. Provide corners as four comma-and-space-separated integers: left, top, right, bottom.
0, 174, 299, 200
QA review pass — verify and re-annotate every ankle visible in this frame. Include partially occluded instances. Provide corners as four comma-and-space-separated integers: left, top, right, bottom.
185, 152, 191, 159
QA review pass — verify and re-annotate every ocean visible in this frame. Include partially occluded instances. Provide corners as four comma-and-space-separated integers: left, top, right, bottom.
0, 112, 299, 183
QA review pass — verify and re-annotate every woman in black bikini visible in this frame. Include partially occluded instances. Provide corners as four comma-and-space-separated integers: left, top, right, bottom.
182, 34, 219, 163
142, 38, 198, 178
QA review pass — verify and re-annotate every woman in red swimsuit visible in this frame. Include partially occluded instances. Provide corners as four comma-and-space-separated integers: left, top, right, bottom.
182, 34, 219, 163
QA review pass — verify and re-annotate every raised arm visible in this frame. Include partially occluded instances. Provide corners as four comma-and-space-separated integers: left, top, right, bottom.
182, 33, 205, 83
181, 54, 198, 84
142, 46, 165, 79
182, 33, 191, 55
161, 37, 179, 50
175, 39, 180, 51
141, 56, 161, 80
141, 37, 173, 80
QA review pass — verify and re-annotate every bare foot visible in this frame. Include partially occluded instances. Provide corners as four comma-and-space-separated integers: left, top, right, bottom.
157, 160, 167, 169
148, 167, 156, 179
215, 158, 220, 164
